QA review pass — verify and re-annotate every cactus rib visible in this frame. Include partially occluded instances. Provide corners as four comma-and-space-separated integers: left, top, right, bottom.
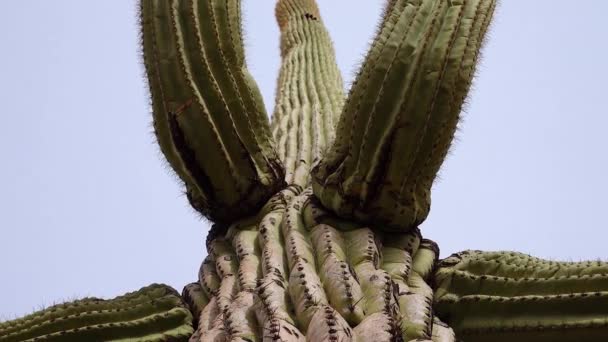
312, 0, 496, 232
181, 282, 208, 330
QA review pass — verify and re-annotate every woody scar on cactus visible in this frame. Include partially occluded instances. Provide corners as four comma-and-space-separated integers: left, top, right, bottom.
1, 0, 607, 341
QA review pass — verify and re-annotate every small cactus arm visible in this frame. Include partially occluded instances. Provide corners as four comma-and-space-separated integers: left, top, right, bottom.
433, 251, 608, 341
0, 284, 193, 342
3, 0, 607, 342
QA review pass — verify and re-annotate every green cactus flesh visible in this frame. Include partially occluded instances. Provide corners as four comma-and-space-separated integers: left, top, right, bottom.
0, 284, 193, 342
4, 0, 607, 341
140, 0, 286, 223
434, 251, 608, 341
313, 0, 495, 232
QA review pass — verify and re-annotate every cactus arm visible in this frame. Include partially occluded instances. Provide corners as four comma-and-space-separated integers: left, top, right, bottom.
312, 0, 496, 231
272, 0, 345, 187
140, 0, 285, 223
0, 284, 193, 342
434, 251, 608, 342
220, 225, 263, 340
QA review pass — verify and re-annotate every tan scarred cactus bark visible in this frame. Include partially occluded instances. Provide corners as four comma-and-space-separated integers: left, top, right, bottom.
185, 187, 445, 341
4, 1, 608, 342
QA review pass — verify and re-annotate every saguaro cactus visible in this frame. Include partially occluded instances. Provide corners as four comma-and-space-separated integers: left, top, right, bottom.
3, 0, 607, 341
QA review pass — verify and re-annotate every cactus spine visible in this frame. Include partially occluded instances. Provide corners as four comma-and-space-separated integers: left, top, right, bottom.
4, 0, 607, 342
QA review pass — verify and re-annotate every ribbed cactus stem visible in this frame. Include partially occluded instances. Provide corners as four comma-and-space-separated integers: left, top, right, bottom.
312, 0, 496, 231
140, 0, 285, 223
272, 0, 345, 187
185, 183, 442, 341
0, 284, 193, 342
434, 251, 608, 342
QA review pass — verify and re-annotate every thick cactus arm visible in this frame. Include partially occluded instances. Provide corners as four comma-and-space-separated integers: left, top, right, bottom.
140, 0, 285, 223
434, 251, 608, 342
0, 284, 193, 342
272, 0, 346, 187
312, 0, 496, 231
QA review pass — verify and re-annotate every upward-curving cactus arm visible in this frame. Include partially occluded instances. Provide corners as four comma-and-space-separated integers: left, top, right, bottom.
312, 0, 496, 232
272, 0, 345, 187
140, 0, 285, 223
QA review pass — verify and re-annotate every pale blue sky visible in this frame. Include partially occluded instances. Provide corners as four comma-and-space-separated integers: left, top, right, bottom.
1, 1, 607, 319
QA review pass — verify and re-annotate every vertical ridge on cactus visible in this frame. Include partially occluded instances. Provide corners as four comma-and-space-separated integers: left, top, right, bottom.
4, 1, 608, 342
